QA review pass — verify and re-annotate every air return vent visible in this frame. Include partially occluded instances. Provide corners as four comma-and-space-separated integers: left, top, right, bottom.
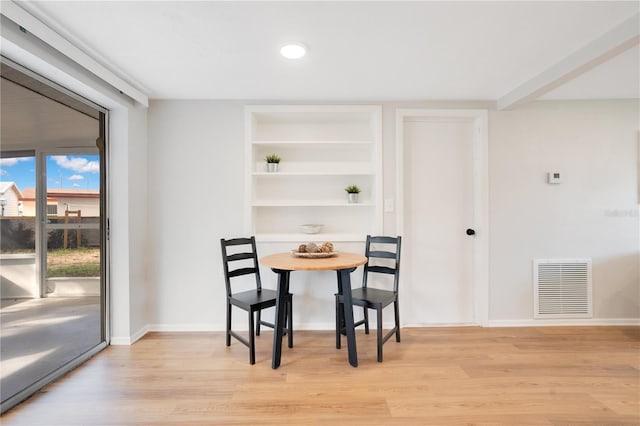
533, 259, 592, 319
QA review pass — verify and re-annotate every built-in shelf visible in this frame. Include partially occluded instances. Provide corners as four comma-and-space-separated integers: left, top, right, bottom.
245, 105, 382, 242
252, 140, 373, 145
252, 172, 375, 177
252, 200, 375, 207
255, 233, 367, 243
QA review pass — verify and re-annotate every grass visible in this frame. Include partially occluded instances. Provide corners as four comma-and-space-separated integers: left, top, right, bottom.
47, 247, 100, 278
47, 263, 100, 277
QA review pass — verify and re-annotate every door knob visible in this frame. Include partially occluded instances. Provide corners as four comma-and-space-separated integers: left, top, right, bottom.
466, 228, 476, 236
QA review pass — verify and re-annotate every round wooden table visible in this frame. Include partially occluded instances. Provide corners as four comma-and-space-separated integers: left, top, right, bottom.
260, 252, 368, 369
260, 252, 367, 272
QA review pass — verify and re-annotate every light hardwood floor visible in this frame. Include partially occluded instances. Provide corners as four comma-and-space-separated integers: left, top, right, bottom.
2, 327, 639, 425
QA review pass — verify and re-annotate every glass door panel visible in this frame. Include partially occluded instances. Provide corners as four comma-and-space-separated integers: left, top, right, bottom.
1, 60, 107, 414
43, 152, 102, 345
0, 153, 38, 402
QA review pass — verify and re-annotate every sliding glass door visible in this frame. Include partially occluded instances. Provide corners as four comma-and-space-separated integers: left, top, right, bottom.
0, 60, 108, 413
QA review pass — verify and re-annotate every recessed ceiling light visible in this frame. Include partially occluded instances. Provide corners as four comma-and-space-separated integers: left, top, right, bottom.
280, 43, 306, 59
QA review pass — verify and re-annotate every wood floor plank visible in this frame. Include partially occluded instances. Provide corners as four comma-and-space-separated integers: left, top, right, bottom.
1, 327, 638, 425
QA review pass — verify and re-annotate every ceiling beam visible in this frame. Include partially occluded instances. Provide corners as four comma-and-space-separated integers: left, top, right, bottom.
497, 13, 640, 110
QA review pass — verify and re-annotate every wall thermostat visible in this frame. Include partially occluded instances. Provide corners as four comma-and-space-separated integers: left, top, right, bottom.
547, 172, 562, 184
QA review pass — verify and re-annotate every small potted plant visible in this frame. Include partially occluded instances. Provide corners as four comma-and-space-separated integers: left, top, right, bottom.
265, 153, 281, 173
345, 184, 361, 203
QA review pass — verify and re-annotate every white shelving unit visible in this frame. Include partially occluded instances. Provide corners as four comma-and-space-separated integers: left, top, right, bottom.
245, 105, 382, 242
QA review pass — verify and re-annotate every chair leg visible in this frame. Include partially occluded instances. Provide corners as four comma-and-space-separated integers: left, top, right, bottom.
363, 306, 370, 334
377, 306, 383, 362
282, 303, 287, 338
256, 309, 261, 336
226, 301, 232, 347
394, 299, 401, 342
335, 297, 342, 349
287, 296, 293, 349
249, 310, 255, 365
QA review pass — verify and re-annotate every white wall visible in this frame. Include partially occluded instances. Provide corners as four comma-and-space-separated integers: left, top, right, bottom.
108, 107, 131, 341
147, 101, 368, 330
54, 197, 99, 217
489, 100, 639, 323
147, 99, 639, 331
127, 105, 150, 336
108, 104, 151, 343
0, 255, 37, 298
147, 101, 246, 329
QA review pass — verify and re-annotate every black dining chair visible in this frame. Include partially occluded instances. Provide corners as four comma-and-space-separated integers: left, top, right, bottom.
335, 235, 402, 362
220, 236, 293, 364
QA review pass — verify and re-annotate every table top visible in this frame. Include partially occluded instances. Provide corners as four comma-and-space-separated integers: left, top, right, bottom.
260, 252, 367, 271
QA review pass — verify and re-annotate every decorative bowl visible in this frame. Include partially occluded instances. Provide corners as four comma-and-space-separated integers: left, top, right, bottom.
300, 224, 323, 234
290, 250, 337, 258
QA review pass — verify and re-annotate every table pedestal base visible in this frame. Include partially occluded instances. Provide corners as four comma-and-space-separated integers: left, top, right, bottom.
271, 267, 358, 368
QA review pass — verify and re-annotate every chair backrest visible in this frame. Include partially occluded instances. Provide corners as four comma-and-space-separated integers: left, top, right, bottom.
220, 236, 262, 297
362, 235, 402, 293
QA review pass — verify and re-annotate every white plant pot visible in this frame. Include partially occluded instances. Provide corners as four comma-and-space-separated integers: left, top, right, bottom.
347, 193, 359, 203
267, 162, 279, 173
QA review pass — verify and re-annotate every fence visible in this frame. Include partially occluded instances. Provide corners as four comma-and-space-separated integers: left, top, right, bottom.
0, 216, 100, 252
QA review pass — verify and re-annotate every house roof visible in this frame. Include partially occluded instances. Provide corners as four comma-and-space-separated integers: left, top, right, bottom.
0, 181, 15, 194
0, 181, 24, 199
21, 188, 99, 200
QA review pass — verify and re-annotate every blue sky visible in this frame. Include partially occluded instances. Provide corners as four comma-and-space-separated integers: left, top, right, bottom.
0, 155, 100, 191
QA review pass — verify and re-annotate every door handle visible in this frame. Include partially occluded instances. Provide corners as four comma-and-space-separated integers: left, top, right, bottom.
466, 228, 476, 236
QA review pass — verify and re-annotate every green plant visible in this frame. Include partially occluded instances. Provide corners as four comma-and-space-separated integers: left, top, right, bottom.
345, 184, 361, 194
265, 154, 281, 164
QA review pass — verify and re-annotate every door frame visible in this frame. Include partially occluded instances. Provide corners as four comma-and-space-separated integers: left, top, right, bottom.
396, 109, 489, 326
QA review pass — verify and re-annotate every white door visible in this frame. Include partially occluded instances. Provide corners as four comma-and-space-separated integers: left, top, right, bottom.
403, 118, 475, 325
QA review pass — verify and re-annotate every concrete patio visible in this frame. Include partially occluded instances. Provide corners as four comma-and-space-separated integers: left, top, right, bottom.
0, 296, 101, 403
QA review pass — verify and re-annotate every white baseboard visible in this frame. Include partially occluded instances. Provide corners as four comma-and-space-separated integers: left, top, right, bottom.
110, 336, 132, 345
403, 322, 479, 328
291, 322, 341, 330
130, 324, 150, 343
147, 322, 395, 332
113, 318, 639, 344
488, 318, 640, 327
147, 323, 338, 332
110, 324, 150, 345
149, 323, 225, 332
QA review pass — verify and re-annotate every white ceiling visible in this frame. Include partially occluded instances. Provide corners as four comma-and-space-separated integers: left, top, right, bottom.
18, 1, 640, 102
1, 78, 98, 148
